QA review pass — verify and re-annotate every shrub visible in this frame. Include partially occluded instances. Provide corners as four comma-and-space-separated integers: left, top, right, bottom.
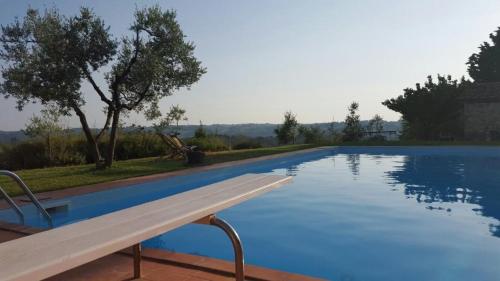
233, 141, 262, 150
0, 138, 85, 170
113, 132, 167, 160
0, 131, 170, 170
0, 141, 46, 170
187, 136, 228, 152
48, 135, 86, 166
366, 135, 387, 142
194, 121, 207, 138
298, 125, 325, 144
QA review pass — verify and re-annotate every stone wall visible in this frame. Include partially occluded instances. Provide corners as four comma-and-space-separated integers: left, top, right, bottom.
464, 102, 500, 140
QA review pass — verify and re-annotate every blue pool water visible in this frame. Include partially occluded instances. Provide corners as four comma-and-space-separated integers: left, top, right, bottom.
1, 147, 500, 281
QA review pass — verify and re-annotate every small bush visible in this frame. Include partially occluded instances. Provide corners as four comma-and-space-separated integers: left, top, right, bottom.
0, 138, 86, 170
233, 141, 262, 150
114, 133, 168, 160
49, 135, 86, 166
0, 131, 170, 170
0, 141, 46, 170
366, 135, 387, 142
298, 125, 325, 144
187, 136, 228, 152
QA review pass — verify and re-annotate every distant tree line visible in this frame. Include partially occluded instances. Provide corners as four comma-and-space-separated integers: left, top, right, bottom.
1, 101, 398, 170
0, 106, 269, 170
274, 102, 388, 145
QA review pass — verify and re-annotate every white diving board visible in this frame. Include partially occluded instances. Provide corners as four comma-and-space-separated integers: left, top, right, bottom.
0, 173, 292, 281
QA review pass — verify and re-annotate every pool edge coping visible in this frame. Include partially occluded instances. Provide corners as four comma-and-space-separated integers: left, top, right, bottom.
0, 146, 334, 209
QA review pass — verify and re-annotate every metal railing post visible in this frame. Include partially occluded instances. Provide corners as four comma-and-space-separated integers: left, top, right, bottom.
0, 170, 53, 228
194, 215, 245, 281
0, 185, 24, 224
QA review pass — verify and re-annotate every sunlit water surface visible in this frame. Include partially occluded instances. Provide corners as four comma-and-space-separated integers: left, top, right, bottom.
1, 147, 500, 281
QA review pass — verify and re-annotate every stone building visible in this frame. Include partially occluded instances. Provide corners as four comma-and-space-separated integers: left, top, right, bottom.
462, 82, 500, 141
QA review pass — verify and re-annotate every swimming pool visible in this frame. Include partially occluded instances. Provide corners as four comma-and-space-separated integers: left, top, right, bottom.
1, 147, 500, 281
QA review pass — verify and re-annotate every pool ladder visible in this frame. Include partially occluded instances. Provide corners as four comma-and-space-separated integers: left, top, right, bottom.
0, 170, 53, 228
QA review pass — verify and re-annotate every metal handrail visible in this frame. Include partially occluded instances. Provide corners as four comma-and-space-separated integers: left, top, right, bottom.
0, 185, 24, 224
209, 216, 245, 281
193, 214, 245, 281
133, 214, 246, 281
0, 170, 53, 228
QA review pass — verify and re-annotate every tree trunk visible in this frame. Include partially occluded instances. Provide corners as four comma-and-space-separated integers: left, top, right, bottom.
47, 133, 52, 166
105, 110, 120, 167
72, 105, 104, 169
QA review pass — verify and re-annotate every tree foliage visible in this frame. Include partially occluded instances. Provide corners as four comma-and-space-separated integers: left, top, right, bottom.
342, 102, 363, 141
365, 114, 385, 141
274, 111, 298, 144
467, 27, 500, 82
326, 116, 340, 143
298, 125, 324, 144
367, 114, 384, 134
0, 6, 205, 168
168, 105, 188, 133
194, 121, 207, 139
153, 105, 187, 135
24, 105, 64, 140
23, 105, 66, 164
382, 75, 471, 140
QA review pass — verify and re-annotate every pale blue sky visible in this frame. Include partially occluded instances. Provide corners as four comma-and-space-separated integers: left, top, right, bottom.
1, 0, 500, 130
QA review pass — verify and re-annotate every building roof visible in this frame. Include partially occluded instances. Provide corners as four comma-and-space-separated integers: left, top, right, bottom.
462, 82, 500, 103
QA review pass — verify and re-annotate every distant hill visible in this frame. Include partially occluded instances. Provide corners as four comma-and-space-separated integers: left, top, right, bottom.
0, 130, 27, 144
0, 121, 401, 143
174, 121, 401, 138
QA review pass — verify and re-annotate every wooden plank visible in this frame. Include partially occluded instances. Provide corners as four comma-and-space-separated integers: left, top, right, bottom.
0, 174, 291, 281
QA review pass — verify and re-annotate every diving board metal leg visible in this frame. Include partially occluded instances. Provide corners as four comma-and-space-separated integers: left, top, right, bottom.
195, 214, 245, 281
133, 243, 142, 279
211, 216, 245, 281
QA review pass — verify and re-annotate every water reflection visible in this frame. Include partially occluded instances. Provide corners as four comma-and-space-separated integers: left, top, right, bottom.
385, 154, 500, 237
346, 154, 360, 178
286, 165, 299, 177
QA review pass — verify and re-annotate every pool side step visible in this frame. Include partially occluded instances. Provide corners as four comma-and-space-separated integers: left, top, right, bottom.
42, 199, 71, 214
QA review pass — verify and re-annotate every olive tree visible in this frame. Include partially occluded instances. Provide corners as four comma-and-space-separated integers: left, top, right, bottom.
0, 6, 205, 168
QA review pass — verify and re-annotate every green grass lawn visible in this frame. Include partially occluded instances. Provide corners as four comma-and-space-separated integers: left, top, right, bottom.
0, 144, 317, 196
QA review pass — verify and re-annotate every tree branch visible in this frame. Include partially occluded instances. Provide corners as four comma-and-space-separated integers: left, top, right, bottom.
83, 69, 113, 108
121, 82, 151, 111
111, 29, 141, 92
0, 38, 38, 44
95, 107, 113, 141
137, 27, 154, 36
